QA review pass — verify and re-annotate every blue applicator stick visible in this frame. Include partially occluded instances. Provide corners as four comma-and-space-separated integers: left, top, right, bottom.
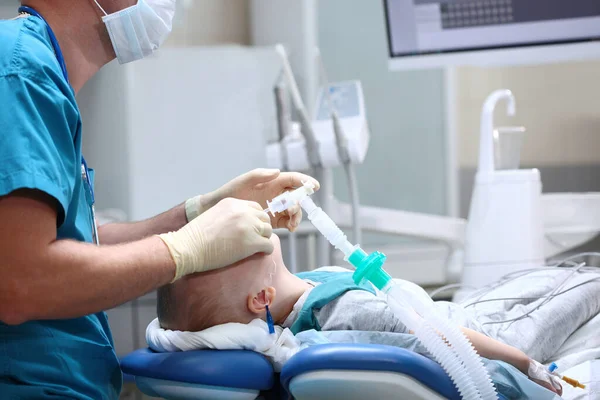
265, 305, 275, 334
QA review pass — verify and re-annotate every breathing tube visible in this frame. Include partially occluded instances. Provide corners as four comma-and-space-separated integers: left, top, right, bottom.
265, 182, 497, 399
387, 285, 497, 400
345, 251, 497, 399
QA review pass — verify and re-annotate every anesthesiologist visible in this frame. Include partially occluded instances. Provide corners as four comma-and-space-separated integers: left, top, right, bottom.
0, 0, 319, 398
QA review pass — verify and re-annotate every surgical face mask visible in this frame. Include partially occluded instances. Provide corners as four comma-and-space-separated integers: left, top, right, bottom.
93, 0, 176, 64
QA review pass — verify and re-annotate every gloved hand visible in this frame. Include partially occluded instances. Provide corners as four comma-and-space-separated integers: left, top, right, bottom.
185, 169, 320, 232
159, 198, 274, 281
527, 359, 563, 395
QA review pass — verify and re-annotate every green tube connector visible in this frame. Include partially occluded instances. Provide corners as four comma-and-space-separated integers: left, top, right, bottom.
349, 248, 390, 290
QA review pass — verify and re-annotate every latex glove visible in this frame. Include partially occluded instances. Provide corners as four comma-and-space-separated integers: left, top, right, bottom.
185, 169, 320, 232
159, 198, 274, 281
527, 359, 563, 396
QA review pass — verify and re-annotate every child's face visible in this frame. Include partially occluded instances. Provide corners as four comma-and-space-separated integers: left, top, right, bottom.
233, 234, 284, 312
230, 233, 283, 288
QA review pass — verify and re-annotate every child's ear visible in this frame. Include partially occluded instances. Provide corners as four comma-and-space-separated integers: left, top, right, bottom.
247, 287, 276, 314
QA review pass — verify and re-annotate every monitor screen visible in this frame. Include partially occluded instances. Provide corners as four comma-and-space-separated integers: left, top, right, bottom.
385, 0, 600, 61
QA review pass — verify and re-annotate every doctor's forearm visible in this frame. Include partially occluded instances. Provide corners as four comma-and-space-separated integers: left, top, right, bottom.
98, 203, 187, 245
0, 236, 175, 324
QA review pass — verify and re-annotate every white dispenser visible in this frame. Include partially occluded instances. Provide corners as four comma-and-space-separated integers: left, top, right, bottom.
461, 90, 544, 289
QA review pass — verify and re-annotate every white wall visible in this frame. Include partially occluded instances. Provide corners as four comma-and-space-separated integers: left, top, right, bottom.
0, 0, 248, 46
0, 1, 19, 19
316, 1, 453, 284
167, 0, 250, 46
455, 60, 600, 234
456, 61, 600, 168
250, 0, 319, 111
318, 0, 447, 229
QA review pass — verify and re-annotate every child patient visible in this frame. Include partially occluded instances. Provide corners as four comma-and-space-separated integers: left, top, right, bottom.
157, 234, 561, 395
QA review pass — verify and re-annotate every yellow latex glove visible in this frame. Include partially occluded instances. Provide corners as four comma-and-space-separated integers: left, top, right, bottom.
185, 169, 320, 232
159, 198, 274, 281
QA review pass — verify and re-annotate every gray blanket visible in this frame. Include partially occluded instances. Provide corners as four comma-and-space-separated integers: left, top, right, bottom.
446, 268, 600, 366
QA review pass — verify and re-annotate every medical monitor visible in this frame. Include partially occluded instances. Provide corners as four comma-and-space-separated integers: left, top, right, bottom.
384, 0, 600, 69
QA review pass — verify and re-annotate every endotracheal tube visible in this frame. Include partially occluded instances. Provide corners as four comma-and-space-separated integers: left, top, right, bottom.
266, 183, 497, 399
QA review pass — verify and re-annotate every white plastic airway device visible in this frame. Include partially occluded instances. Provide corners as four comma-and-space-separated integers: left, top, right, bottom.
264, 181, 316, 216
461, 89, 544, 290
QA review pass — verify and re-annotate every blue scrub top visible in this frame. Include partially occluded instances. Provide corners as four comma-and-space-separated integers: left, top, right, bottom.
0, 16, 121, 399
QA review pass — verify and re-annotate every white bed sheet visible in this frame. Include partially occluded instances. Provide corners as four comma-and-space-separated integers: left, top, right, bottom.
449, 268, 600, 399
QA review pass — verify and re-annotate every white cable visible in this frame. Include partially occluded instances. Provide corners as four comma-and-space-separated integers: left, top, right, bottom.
457, 252, 600, 327
479, 264, 583, 326
552, 252, 600, 266
464, 263, 600, 327
463, 268, 551, 305
429, 283, 476, 299
315, 47, 362, 244
274, 44, 320, 167
92, 0, 108, 16
275, 44, 308, 116
464, 262, 583, 305
344, 163, 362, 244
467, 279, 599, 308
464, 277, 600, 309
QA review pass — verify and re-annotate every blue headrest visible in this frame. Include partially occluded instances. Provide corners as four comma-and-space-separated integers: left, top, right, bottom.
280, 343, 461, 400
120, 348, 274, 391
